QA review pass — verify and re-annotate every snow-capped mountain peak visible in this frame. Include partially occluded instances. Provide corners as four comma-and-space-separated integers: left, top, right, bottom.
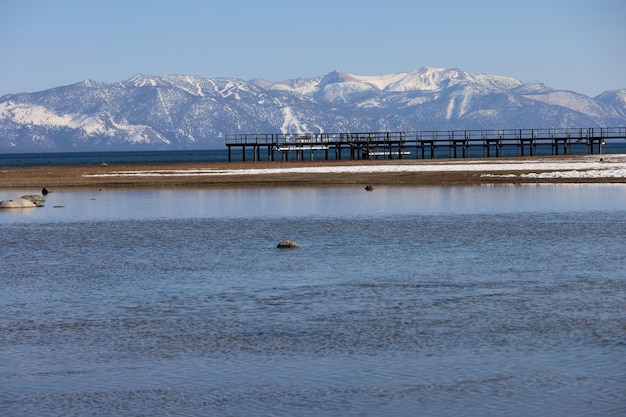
127, 74, 164, 88
345, 71, 409, 91
257, 67, 524, 97
512, 81, 553, 94
596, 89, 626, 110
0, 67, 624, 151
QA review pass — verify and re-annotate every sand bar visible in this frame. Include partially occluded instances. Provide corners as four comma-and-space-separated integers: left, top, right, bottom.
2, 154, 626, 189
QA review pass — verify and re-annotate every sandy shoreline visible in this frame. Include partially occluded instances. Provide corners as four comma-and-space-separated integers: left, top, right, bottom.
2, 154, 626, 190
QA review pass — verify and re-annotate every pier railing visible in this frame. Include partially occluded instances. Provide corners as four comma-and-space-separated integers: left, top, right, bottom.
224, 127, 626, 162
226, 127, 626, 144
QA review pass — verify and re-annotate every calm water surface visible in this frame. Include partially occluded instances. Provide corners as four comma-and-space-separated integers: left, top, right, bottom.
1, 185, 625, 416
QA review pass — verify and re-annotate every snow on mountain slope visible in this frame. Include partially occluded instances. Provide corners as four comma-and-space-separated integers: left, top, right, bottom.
280, 106, 312, 133
347, 72, 409, 90
1, 101, 79, 128
258, 67, 522, 96
1, 67, 624, 151
0, 99, 170, 149
596, 89, 626, 110
252, 76, 322, 96
523, 90, 623, 119
388, 67, 461, 91
254, 67, 526, 110
387, 67, 522, 92
512, 81, 553, 94
127, 74, 166, 88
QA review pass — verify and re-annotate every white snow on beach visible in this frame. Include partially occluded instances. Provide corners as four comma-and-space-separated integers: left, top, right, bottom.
83, 155, 626, 179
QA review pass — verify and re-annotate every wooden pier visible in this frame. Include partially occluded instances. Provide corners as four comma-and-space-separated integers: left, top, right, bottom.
225, 127, 626, 162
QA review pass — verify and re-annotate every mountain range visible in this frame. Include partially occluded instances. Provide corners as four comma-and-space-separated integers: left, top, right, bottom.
1, 66, 625, 152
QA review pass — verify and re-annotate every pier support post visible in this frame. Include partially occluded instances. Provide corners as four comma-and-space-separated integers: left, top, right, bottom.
224, 127, 625, 163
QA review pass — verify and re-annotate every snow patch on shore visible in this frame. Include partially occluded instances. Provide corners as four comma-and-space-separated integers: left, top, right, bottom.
82, 155, 626, 179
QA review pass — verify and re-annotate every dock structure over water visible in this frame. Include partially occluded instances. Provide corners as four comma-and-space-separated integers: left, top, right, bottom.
225, 127, 626, 162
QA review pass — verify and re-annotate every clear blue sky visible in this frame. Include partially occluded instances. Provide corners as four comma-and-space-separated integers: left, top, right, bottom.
0, 0, 624, 97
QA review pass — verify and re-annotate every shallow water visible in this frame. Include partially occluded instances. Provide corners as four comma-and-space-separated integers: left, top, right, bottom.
1, 185, 625, 416
2, 183, 625, 222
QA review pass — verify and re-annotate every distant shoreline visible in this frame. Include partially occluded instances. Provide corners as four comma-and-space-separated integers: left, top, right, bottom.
2, 154, 626, 190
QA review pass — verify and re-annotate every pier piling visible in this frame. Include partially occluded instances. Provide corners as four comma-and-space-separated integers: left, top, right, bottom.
225, 127, 625, 162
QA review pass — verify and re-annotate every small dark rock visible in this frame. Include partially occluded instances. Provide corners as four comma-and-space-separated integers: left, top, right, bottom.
277, 239, 299, 249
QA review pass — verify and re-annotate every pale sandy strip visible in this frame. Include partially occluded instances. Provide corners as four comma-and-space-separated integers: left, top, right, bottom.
82, 155, 626, 179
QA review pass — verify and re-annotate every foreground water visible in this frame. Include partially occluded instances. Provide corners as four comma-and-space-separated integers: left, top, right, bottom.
1, 185, 625, 416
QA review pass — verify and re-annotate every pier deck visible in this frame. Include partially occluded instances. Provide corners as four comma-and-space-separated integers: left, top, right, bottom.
225, 127, 626, 162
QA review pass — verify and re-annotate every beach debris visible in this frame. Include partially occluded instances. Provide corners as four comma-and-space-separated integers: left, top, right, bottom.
365, 185, 375, 191
20, 194, 46, 207
277, 239, 299, 249
0, 198, 37, 209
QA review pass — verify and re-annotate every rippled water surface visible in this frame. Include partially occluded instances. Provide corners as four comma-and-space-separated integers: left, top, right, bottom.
1, 185, 625, 416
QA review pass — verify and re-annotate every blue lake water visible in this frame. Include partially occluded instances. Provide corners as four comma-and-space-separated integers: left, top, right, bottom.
2, 140, 626, 168
1, 184, 625, 416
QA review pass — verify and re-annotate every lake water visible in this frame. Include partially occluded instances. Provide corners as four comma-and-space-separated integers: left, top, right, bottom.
2, 140, 626, 168
1, 184, 625, 416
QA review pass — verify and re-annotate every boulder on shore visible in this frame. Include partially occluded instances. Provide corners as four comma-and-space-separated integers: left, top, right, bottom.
0, 198, 37, 209
277, 239, 300, 249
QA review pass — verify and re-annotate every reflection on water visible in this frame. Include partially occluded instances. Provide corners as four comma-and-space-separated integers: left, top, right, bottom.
1, 185, 625, 416
2, 183, 626, 223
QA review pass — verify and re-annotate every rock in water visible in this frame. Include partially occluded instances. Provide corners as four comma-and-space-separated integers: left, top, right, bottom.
277, 239, 299, 249
0, 198, 37, 208
20, 195, 46, 207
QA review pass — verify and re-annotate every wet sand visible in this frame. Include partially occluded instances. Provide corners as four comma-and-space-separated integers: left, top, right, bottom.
2, 155, 626, 190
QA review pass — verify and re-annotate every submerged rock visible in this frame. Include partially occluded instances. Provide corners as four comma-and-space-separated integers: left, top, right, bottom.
277, 239, 299, 249
20, 194, 46, 207
0, 198, 37, 209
